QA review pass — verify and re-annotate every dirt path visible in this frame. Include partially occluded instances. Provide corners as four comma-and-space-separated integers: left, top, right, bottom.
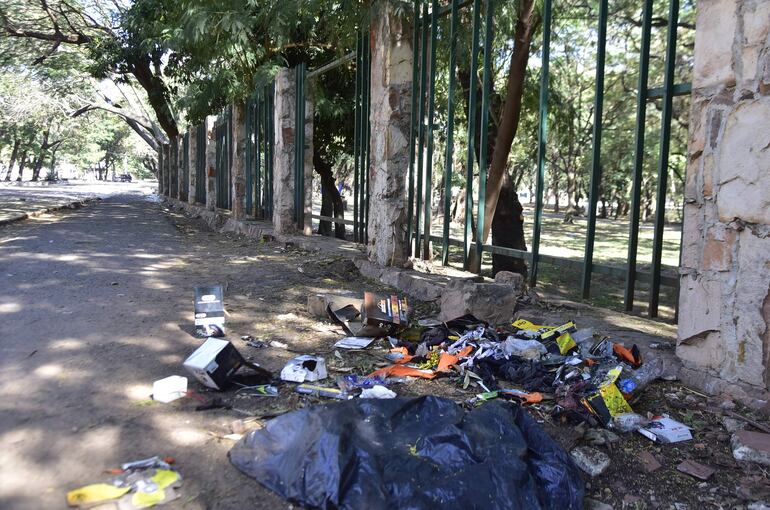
0, 190, 394, 509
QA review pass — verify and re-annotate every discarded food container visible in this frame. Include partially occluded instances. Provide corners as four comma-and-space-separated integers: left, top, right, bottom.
280, 355, 328, 383
582, 366, 633, 426
152, 376, 188, 403
638, 415, 692, 443
184, 338, 269, 390
194, 285, 225, 337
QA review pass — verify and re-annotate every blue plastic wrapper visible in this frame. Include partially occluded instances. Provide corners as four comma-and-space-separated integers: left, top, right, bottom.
229, 396, 584, 509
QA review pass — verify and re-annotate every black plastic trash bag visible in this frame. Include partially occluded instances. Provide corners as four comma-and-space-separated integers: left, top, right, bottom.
229, 396, 584, 510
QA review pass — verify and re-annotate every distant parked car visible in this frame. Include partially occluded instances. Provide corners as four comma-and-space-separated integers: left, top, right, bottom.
117, 174, 132, 182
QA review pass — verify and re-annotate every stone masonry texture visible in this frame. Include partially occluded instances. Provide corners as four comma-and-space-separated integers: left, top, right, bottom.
678, 0, 770, 400
366, 0, 413, 267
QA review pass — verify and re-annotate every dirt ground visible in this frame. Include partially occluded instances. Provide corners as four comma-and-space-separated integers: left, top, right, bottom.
1, 190, 768, 510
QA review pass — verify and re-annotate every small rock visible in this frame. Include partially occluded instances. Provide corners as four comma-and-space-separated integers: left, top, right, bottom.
493, 270, 524, 290
638, 451, 662, 473
748, 504, 770, 510
570, 446, 610, 477
732, 430, 770, 466
721, 416, 747, 433
719, 399, 737, 411
585, 428, 620, 446
622, 494, 644, 509
677, 459, 715, 480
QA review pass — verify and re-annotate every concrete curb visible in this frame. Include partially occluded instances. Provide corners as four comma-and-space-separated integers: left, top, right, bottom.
0, 198, 98, 226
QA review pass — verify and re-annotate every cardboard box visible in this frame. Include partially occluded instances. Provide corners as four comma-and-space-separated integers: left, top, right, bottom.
327, 292, 410, 337
194, 285, 225, 336
183, 338, 245, 390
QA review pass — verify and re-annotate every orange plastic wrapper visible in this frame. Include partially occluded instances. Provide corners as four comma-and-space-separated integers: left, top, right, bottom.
436, 346, 474, 372
368, 364, 437, 379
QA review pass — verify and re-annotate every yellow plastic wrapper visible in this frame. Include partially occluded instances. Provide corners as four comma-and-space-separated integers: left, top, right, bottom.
66, 483, 130, 507
512, 319, 553, 331
555, 332, 577, 355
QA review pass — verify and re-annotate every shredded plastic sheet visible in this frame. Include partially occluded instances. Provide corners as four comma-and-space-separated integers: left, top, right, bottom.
229, 396, 585, 510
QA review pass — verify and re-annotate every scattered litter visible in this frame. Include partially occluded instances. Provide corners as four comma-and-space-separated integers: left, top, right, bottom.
417, 318, 443, 327
269, 340, 288, 349
612, 412, 649, 433
229, 396, 584, 509
336, 374, 387, 392
295, 383, 351, 400
503, 337, 548, 359
194, 285, 225, 337
183, 338, 271, 390
334, 336, 376, 349
280, 355, 327, 382
638, 416, 693, 443
359, 385, 397, 399
152, 376, 188, 403
67, 457, 181, 509
677, 459, 715, 480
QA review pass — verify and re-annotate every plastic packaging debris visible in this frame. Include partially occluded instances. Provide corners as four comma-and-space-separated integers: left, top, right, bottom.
571, 328, 594, 344
582, 366, 633, 426
359, 385, 397, 399
183, 338, 271, 390
280, 355, 327, 382
612, 412, 649, 433
503, 337, 547, 359
621, 357, 665, 395
194, 285, 225, 337
417, 318, 443, 327
67, 458, 182, 509
229, 396, 584, 509
152, 376, 188, 403
295, 383, 351, 400
613, 343, 643, 367
638, 415, 692, 443
334, 336, 376, 349
336, 374, 387, 392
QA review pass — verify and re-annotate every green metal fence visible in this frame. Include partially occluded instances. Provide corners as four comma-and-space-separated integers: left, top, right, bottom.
214, 107, 232, 210
297, 34, 371, 241
407, 0, 689, 318
194, 123, 206, 204
181, 132, 189, 202
245, 84, 275, 220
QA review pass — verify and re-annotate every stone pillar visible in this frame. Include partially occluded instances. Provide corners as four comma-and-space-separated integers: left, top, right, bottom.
157, 145, 164, 195
188, 125, 197, 205
178, 134, 188, 202
163, 143, 171, 196
170, 137, 179, 198
272, 68, 297, 234
678, 0, 770, 400
231, 102, 247, 220
366, 0, 413, 267
205, 117, 217, 211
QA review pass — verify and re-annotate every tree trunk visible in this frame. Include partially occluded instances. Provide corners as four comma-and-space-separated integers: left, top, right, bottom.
313, 149, 345, 239
32, 130, 50, 181
468, 0, 538, 273
492, 171, 528, 275
131, 56, 179, 141
478, 0, 538, 246
4, 138, 20, 181
16, 152, 28, 181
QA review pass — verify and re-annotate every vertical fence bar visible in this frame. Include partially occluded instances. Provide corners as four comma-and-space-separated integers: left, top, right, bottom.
463, 0, 482, 270
353, 33, 362, 242
624, 0, 654, 311
363, 31, 371, 244
407, 0, 420, 255
422, 0, 438, 259
266, 84, 274, 218
472, 0, 494, 273
649, 0, 679, 318
415, 0, 429, 257
580, 0, 608, 299
530, 0, 552, 287
255, 93, 262, 217
294, 64, 307, 229
442, 0, 460, 266
245, 97, 253, 215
